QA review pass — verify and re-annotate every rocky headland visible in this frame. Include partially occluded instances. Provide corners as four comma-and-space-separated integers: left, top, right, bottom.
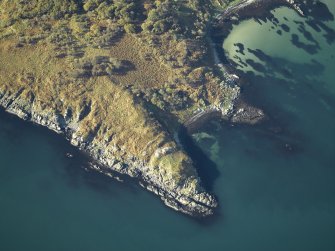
0, 0, 313, 217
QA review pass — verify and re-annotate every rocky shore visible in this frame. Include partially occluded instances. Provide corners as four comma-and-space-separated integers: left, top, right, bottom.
197, 0, 312, 130
0, 0, 311, 218
0, 88, 219, 217
216, 0, 304, 27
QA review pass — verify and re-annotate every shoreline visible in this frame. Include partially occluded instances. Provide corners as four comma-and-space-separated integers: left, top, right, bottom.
185, 0, 309, 131
0, 89, 219, 218
0, 0, 308, 218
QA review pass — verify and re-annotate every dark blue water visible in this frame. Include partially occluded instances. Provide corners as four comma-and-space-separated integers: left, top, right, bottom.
1, 1, 335, 250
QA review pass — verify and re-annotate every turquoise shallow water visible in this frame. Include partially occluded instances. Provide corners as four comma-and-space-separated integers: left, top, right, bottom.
1, 1, 335, 251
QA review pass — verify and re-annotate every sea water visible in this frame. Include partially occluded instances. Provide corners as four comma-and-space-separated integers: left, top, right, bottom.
0, 1, 334, 250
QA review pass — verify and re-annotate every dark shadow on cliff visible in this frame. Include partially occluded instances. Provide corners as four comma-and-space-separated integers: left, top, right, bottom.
140, 98, 221, 193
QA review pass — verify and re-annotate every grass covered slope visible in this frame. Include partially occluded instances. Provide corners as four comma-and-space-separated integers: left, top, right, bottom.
0, 0, 240, 216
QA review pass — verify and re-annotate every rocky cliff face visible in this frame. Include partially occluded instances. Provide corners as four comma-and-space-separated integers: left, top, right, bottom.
0, 86, 218, 216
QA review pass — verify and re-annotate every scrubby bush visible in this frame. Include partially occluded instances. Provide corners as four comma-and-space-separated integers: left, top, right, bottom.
71, 56, 133, 78
0, 0, 80, 21
70, 15, 90, 34
83, 0, 104, 12
82, 0, 141, 24
141, 2, 180, 35
146, 86, 192, 112
124, 23, 137, 34
85, 25, 123, 48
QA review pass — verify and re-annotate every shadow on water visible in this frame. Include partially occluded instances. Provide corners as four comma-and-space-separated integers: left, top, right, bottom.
140, 97, 222, 197
0, 106, 222, 224
178, 125, 220, 193
0, 102, 224, 224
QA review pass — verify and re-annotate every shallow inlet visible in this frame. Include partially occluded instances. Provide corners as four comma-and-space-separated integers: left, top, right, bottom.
0, 1, 335, 251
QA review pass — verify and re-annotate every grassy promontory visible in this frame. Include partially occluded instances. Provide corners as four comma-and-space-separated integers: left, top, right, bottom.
0, 0, 244, 216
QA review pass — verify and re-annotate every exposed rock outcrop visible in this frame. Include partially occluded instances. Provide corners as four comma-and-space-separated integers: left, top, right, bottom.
0, 87, 218, 217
